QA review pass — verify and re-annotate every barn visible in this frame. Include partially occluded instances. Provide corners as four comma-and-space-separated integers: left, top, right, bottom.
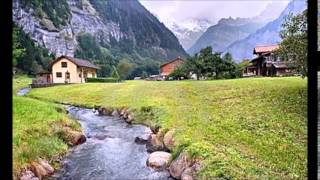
160, 57, 184, 78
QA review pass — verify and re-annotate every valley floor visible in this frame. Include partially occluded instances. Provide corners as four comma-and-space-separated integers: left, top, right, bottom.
24, 77, 307, 179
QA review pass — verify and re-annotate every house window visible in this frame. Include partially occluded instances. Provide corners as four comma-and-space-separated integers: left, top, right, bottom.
56, 72, 62, 78
61, 62, 67, 68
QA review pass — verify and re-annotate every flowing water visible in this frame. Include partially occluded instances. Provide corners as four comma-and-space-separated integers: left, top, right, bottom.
16, 87, 31, 96
48, 106, 171, 180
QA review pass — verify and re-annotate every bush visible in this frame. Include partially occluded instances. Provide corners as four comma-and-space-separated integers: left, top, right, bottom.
86, 77, 120, 83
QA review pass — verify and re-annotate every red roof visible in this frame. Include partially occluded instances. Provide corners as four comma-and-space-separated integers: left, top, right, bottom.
160, 57, 184, 68
253, 45, 279, 54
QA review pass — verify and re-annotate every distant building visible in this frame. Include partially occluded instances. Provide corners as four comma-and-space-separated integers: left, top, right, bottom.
160, 57, 184, 78
244, 45, 291, 77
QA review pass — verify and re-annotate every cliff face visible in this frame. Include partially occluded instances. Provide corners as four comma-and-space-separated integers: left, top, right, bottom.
12, 0, 187, 61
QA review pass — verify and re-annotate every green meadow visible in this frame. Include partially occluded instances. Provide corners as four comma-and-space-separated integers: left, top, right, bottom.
13, 76, 81, 177
26, 77, 307, 179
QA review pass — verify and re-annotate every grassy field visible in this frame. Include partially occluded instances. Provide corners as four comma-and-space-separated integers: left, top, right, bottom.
12, 75, 32, 94
27, 77, 307, 179
13, 76, 81, 178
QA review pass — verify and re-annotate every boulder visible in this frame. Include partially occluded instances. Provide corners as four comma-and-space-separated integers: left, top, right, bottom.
181, 168, 193, 180
65, 130, 86, 146
135, 133, 151, 144
147, 151, 172, 169
30, 162, 48, 179
146, 134, 164, 152
98, 107, 112, 116
38, 159, 54, 174
125, 114, 134, 123
20, 170, 39, 180
120, 108, 127, 116
163, 130, 176, 151
169, 152, 192, 179
111, 110, 119, 117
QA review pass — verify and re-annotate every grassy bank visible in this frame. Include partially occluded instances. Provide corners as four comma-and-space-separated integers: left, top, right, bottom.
28, 77, 307, 179
13, 76, 81, 178
13, 75, 32, 94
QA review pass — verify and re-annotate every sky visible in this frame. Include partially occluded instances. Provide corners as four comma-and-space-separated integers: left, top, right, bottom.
139, 0, 290, 25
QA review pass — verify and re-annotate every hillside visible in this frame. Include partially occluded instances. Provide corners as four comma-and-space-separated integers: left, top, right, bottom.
223, 0, 307, 62
13, 0, 187, 75
187, 1, 288, 55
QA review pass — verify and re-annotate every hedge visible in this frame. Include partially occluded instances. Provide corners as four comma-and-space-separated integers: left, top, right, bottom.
86, 77, 120, 83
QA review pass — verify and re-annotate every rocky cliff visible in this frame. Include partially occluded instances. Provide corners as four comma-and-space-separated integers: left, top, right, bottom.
12, 0, 187, 62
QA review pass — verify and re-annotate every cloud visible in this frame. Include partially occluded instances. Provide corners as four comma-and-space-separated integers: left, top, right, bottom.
140, 0, 290, 24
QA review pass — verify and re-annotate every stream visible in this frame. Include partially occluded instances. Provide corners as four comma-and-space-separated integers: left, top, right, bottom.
16, 87, 31, 96
47, 106, 171, 180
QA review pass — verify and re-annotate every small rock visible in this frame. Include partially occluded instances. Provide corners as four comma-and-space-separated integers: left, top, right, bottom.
68, 130, 86, 146
112, 110, 119, 117
135, 133, 151, 144
181, 168, 193, 180
146, 134, 164, 152
30, 162, 48, 179
169, 152, 192, 179
20, 170, 38, 180
147, 151, 172, 169
38, 159, 54, 174
93, 134, 108, 140
163, 130, 176, 151
126, 114, 134, 123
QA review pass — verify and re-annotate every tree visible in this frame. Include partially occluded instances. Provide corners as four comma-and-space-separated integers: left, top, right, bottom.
117, 60, 134, 80
12, 26, 25, 67
235, 59, 251, 77
275, 9, 307, 77
168, 66, 187, 80
221, 52, 236, 79
111, 66, 120, 81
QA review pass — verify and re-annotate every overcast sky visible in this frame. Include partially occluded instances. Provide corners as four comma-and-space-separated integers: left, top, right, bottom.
139, 0, 290, 24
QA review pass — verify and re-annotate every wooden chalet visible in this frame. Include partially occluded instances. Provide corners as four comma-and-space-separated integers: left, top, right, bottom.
243, 45, 291, 77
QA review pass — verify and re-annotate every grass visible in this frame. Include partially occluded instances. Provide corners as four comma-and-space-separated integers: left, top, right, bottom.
12, 75, 32, 94
27, 77, 307, 179
13, 76, 81, 178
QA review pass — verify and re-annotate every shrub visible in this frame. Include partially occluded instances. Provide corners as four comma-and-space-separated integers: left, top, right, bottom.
86, 77, 120, 83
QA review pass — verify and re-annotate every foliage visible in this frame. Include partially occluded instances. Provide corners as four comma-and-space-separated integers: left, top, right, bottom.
12, 77, 80, 178
111, 66, 121, 80
127, 61, 160, 79
168, 66, 188, 80
29, 77, 307, 179
86, 77, 120, 83
13, 26, 25, 67
13, 75, 32, 95
116, 60, 135, 80
75, 33, 118, 77
19, 0, 71, 29
235, 59, 252, 77
180, 46, 238, 80
13, 24, 54, 75
275, 9, 307, 77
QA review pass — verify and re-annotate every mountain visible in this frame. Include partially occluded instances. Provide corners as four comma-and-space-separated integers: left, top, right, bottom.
187, 1, 289, 55
12, 0, 187, 64
165, 18, 212, 50
223, 0, 307, 62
